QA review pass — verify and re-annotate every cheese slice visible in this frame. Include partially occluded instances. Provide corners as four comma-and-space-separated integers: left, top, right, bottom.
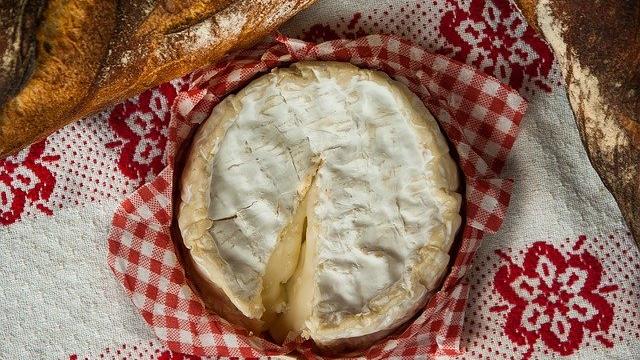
178, 61, 462, 349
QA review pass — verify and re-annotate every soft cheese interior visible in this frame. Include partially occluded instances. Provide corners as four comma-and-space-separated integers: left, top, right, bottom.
178, 62, 461, 347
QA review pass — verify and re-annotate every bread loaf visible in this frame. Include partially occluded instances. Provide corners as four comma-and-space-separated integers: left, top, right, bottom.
515, 0, 640, 245
0, 0, 316, 157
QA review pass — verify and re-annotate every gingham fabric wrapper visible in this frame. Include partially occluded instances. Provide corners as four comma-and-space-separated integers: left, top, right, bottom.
106, 34, 526, 358
3, 1, 640, 359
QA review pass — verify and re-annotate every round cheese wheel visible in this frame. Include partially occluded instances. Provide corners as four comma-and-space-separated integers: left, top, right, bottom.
178, 61, 461, 351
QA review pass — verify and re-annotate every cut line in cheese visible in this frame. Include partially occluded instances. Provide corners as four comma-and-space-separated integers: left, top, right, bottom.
178, 61, 462, 350
261, 165, 317, 329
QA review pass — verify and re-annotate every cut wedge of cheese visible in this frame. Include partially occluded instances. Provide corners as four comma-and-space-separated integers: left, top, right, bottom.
178, 61, 462, 350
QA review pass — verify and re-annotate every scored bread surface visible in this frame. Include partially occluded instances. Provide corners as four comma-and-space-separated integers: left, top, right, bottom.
0, 0, 316, 157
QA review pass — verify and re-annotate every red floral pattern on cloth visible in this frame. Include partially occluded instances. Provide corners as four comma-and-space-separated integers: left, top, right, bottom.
456, 231, 640, 360
493, 238, 617, 358
68, 341, 202, 360
288, 1, 556, 94
0, 140, 59, 225
438, 0, 554, 92
298, 12, 368, 42
106, 83, 178, 187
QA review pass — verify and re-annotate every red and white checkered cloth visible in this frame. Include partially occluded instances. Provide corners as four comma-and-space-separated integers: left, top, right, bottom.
107, 34, 526, 358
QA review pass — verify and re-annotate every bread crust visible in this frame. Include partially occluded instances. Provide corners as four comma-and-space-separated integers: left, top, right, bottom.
0, 0, 316, 157
0, 0, 46, 111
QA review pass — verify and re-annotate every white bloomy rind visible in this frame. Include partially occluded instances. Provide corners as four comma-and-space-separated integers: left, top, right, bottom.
178, 61, 461, 348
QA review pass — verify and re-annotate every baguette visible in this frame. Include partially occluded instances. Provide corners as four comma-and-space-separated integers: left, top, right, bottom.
0, 0, 316, 157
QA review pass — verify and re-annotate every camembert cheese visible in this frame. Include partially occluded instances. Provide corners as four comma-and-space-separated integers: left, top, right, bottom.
178, 61, 461, 350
